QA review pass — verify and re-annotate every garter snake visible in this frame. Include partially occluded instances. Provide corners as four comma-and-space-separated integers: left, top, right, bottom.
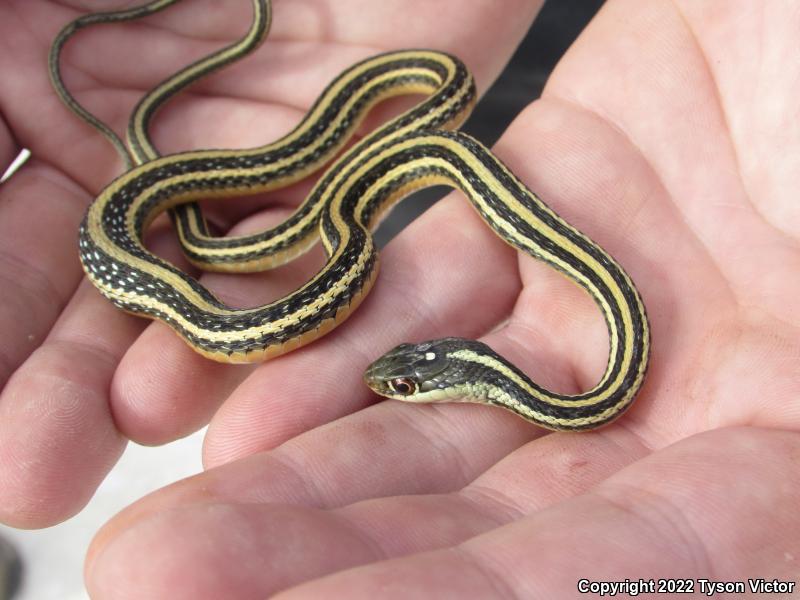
51, 0, 650, 430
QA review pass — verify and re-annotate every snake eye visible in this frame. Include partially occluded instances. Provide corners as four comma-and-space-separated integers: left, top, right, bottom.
388, 377, 417, 396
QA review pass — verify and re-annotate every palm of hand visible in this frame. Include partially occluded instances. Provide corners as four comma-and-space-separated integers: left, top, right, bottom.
0, 0, 798, 598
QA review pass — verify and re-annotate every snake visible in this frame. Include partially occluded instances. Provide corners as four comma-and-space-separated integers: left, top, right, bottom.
49, 0, 650, 430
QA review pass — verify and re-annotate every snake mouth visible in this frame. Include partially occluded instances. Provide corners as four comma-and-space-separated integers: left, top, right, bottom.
363, 365, 415, 399
362, 372, 392, 397
363, 361, 458, 404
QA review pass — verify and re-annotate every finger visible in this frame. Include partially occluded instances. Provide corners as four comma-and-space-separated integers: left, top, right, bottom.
107, 199, 328, 445
273, 427, 800, 599
0, 278, 131, 527
0, 159, 132, 528
0, 162, 198, 527
87, 391, 539, 582
0, 162, 86, 387
86, 390, 652, 597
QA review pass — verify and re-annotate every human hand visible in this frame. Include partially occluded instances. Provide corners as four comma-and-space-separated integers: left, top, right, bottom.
0, 0, 538, 527
82, 0, 800, 597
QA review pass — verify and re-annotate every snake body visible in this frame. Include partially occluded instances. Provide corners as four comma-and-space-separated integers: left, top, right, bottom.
51, 0, 650, 429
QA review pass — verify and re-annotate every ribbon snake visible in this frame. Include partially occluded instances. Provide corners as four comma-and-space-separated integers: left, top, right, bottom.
48, 0, 650, 430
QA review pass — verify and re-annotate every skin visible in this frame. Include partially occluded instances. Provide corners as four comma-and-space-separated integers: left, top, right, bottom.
0, 0, 799, 597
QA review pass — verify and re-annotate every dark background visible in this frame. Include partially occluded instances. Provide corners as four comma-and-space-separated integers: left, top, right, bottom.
375, 0, 605, 246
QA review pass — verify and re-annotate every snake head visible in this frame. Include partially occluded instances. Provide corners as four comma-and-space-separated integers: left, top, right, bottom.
364, 337, 481, 402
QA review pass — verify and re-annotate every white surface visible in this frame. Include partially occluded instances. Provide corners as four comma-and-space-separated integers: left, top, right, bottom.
0, 430, 205, 600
